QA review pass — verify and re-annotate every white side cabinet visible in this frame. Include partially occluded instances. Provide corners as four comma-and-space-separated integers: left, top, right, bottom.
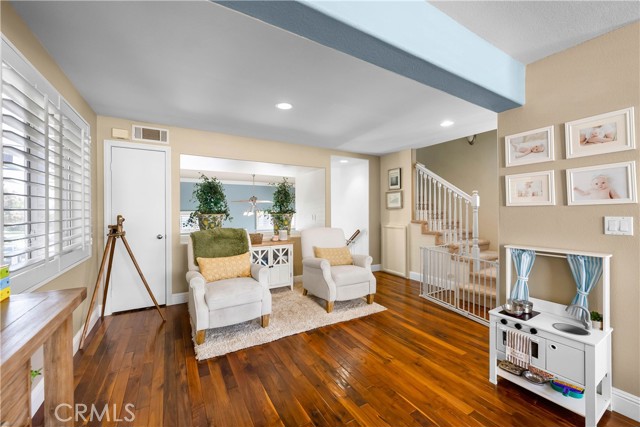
250, 243, 293, 290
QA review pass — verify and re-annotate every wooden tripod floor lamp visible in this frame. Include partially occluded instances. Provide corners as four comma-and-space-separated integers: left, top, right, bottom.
79, 215, 165, 349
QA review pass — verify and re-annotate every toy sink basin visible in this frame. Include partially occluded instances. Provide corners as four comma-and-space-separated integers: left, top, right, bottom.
552, 323, 590, 336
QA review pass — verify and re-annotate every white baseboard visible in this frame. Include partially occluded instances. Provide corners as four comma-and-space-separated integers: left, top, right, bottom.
72, 304, 102, 354
409, 271, 422, 281
371, 264, 381, 272
170, 292, 188, 305
613, 387, 640, 422
32, 304, 102, 417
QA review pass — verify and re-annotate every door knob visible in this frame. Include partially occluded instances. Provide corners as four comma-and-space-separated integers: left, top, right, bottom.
157, 234, 164, 239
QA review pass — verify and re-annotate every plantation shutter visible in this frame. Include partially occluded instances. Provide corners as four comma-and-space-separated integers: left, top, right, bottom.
1, 39, 92, 292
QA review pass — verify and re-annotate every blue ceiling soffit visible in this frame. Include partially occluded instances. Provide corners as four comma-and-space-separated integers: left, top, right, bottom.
213, 0, 525, 113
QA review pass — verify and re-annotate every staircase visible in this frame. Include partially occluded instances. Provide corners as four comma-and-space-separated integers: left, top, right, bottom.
414, 163, 499, 324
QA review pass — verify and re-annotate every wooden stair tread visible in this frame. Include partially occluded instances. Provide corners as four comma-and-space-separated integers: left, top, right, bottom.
470, 267, 498, 280
459, 282, 497, 298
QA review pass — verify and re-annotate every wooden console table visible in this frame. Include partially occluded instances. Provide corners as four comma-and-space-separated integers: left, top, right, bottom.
1, 288, 86, 427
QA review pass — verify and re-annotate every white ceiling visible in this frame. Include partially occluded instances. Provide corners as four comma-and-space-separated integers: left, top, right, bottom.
11, 1, 639, 155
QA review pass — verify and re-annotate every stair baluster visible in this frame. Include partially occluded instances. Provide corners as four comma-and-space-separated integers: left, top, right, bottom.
414, 163, 480, 257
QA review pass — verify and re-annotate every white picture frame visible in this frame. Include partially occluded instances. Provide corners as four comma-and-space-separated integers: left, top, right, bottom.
506, 170, 555, 206
386, 190, 403, 209
505, 126, 554, 167
388, 168, 401, 190
567, 161, 637, 205
565, 107, 636, 159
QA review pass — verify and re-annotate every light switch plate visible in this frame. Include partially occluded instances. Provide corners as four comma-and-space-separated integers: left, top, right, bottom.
604, 216, 633, 236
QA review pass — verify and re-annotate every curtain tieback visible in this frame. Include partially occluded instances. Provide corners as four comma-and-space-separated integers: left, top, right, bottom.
577, 289, 589, 297
517, 276, 529, 282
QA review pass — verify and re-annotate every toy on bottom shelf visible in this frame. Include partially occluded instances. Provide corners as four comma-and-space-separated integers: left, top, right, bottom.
550, 379, 585, 399
0, 264, 10, 302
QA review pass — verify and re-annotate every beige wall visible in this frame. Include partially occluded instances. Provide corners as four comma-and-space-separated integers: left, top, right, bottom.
416, 131, 499, 250
380, 150, 413, 276
498, 22, 640, 396
96, 116, 381, 294
2, 3, 99, 334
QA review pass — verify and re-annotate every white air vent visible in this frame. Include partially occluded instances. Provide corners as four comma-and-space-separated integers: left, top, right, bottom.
132, 125, 169, 144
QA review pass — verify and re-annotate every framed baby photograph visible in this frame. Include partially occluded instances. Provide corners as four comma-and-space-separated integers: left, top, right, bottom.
565, 107, 636, 159
506, 170, 555, 206
388, 168, 401, 190
386, 190, 403, 209
505, 126, 554, 167
567, 161, 637, 206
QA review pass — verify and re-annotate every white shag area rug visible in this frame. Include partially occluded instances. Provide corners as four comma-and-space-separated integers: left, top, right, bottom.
193, 284, 386, 360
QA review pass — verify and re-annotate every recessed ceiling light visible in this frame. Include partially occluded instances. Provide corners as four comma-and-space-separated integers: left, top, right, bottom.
440, 120, 454, 127
276, 102, 293, 110
339, 159, 349, 164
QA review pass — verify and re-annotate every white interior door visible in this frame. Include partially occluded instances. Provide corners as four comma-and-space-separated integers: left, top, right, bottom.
106, 143, 168, 313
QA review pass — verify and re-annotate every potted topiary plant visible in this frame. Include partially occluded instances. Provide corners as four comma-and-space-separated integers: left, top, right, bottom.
590, 311, 603, 330
266, 177, 295, 235
186, 174, 231, 230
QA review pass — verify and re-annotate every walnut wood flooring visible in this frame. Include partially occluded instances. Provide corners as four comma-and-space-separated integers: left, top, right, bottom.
34, 272, 635, 427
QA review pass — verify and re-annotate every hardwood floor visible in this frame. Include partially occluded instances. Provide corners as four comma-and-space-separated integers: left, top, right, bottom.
34, 272, 635, 426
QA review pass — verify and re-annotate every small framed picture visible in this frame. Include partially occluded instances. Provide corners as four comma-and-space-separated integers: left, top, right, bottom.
388, 168, 401, 190
565, 107, 636, 159
386, 190, 403, 209
567, 161, 637, 205
506, 171, 555, 206
505, 126, 554, 167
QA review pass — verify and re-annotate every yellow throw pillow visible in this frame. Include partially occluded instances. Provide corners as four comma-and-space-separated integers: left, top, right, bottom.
314, 246, 353, 266
197, 252, 251, 282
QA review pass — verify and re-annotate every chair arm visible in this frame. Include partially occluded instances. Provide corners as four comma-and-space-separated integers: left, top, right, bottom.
351, 254, 373, 270
187, 272, 208, 331
302, 257, 330, 270
251, 263, 269, 289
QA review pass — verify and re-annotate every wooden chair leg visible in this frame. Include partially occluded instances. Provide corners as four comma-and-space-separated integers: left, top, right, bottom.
367, 294, 375, 304
195, 330, 205, 345
261, 314, 270, 327
326, 301, 334, 313
302, 288, 308, 296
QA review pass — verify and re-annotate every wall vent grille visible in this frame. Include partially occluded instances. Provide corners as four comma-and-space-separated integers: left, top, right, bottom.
132, 125, 169, 144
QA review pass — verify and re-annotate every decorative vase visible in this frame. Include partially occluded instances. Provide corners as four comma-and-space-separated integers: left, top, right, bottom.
592, 320, 602, 330
198, 213, 225, 230
271, 213, 293, 234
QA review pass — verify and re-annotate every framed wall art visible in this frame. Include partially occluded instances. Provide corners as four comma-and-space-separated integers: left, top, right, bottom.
506, 170, 555, 206
565, 107, 636, 159
388, 168, 401, 190
567, 161, 637, 205
386, 190, 403, 209
505, 126, 554, 167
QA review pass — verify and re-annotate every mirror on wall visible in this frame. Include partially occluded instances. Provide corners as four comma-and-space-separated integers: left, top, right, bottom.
180, 155, 326, 234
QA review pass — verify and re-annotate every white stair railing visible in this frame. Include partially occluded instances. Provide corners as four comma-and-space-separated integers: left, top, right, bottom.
415, 163, 480, 258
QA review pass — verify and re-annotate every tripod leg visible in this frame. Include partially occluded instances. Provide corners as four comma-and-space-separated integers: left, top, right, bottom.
101, 235, 118, 319
120, 235, 166, 322
80, 235, 114, 349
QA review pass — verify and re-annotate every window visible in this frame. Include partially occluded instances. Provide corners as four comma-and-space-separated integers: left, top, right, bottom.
1, 39, 92, 293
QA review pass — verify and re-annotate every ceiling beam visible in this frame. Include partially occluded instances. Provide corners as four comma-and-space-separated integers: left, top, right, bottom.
214, 0, 525, 112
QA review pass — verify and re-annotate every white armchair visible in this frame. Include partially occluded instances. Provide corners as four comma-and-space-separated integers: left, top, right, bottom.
186, 231, 271, 345
301, 227, 376, 312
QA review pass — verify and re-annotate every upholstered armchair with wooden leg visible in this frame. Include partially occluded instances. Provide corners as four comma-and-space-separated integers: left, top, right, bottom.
186, 229, 271, 345
301, 227, 376, 313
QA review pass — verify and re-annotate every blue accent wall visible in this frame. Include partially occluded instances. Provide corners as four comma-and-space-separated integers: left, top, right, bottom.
180, 182, 280, 231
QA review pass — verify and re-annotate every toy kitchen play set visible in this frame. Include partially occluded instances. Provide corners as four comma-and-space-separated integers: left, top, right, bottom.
489, 245, 613, 427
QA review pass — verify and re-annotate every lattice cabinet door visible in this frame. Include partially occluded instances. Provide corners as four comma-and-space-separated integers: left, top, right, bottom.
268, 245, 293, 289
250, 248, 270, 267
